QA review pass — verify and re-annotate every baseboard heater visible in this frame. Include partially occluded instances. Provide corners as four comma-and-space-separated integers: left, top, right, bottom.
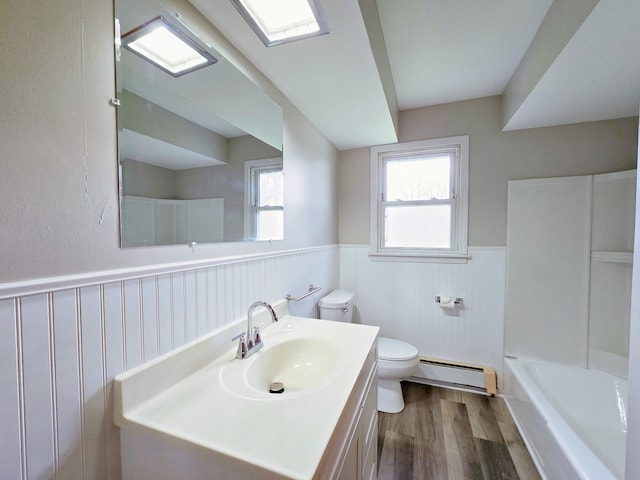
411, 357, 497, 395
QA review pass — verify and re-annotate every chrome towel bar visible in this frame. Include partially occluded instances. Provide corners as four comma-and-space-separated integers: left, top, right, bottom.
285, 285, 322, 302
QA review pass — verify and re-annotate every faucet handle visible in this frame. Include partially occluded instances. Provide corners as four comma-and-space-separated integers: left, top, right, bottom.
232, 332, 247, 359
253, 324, 263, 345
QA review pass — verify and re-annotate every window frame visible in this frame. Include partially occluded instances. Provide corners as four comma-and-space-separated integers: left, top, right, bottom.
369, 136, 469, 263
244, 157, 284, 241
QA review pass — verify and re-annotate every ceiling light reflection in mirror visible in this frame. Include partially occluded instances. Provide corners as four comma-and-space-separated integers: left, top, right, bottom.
122, 16, 217, 76
115, 0, 283, 248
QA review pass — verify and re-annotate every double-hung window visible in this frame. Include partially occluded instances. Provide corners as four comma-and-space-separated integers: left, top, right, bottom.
245, 158, 284, 241
370, 136, 469, 261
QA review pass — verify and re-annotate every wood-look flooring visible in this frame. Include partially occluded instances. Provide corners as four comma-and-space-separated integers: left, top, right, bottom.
377, 382, 541, 480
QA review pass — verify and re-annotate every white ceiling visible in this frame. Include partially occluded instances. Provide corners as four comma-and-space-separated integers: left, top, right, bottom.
377, 0, 553, 111
503, 0, 640, 131
190, 0, 640, 150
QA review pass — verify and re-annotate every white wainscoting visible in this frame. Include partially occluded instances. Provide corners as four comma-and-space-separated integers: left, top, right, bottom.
0, 245, 338, 480
339, 245, 506, 383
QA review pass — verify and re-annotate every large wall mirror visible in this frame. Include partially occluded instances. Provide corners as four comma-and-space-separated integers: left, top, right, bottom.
115, 0, 284, 247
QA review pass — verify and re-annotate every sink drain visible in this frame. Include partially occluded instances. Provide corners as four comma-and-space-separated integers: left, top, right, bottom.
269, 382, 285, 394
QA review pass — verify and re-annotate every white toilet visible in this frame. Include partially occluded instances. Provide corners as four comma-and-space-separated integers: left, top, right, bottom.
318, 290, 419, 413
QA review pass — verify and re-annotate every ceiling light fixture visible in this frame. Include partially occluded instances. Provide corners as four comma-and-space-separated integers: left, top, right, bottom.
230, 0, 330, 47
121, 16, 217, 77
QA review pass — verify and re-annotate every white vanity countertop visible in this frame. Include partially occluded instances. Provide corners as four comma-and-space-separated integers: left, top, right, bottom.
114, 313, 379, 479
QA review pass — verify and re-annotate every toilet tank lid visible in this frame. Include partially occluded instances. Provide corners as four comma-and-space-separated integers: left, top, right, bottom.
318, 289, 354, 308
378, 337, 419, 361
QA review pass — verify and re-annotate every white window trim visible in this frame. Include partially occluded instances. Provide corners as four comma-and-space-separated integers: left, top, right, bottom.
243, 157, 283, 240
369, 135, 469, 263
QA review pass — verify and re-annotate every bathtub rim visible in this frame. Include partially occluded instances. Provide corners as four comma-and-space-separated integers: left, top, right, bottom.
503, 357, 619, 480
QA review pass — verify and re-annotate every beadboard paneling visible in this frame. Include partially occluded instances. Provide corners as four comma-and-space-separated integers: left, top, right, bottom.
101, 281, 124, 480
0, 298, 22, 480
78, 285, 109, 480
141, 277, 159, 363
340, 245, 506, 381
52, 289, 83, 480
20, 294, 56, 479
157, 275, 172, 356
0, 246, 338, 480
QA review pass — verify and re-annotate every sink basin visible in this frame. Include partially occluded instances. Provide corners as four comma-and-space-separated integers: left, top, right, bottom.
245, 337, 339, 394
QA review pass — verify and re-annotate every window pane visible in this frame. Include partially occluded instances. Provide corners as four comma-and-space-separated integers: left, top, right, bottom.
257, 210, 283, 240
386, 155, 451, 201
384, 204, 451, 248
258, 170, 284, 206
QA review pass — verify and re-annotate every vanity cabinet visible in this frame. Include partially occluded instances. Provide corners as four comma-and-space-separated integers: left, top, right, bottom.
317, 342, 378, 480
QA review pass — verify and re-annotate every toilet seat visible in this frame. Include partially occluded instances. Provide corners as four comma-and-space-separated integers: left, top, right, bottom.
378, 337, 418, 361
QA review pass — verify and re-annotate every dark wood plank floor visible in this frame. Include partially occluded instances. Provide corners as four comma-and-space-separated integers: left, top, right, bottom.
377, 382, 541, 480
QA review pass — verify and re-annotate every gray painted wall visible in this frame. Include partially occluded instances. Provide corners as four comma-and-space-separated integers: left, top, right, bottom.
0, 0, 338, 284
338, 96, 638, 246
122, 160, 177, 199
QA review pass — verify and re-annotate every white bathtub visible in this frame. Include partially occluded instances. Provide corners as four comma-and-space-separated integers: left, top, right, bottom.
504, 358, 627, 480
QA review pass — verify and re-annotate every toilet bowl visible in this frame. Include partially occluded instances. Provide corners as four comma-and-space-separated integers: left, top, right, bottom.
318, 289, 419, 413
377, 337, 419, 413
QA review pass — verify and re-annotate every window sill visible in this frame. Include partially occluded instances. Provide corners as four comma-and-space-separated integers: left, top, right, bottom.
368, 251, 471, 264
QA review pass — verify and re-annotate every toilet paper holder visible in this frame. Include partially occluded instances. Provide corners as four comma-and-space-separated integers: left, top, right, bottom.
435, 296, 463, 306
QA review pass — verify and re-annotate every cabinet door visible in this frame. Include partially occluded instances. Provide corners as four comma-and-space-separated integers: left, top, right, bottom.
337, 424, 360, 480
361, 374, 378, 480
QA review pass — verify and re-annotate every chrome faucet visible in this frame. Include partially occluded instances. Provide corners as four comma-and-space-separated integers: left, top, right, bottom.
233, 301, 278, 359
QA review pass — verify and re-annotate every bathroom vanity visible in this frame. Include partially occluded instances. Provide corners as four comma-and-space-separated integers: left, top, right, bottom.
114, 303, 379, 479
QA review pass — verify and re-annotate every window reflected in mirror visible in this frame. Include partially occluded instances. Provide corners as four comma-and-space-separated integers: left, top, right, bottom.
246, 159, 284, 241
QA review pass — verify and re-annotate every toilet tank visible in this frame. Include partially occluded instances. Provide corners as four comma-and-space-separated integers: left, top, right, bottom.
318, 290, 354, 323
